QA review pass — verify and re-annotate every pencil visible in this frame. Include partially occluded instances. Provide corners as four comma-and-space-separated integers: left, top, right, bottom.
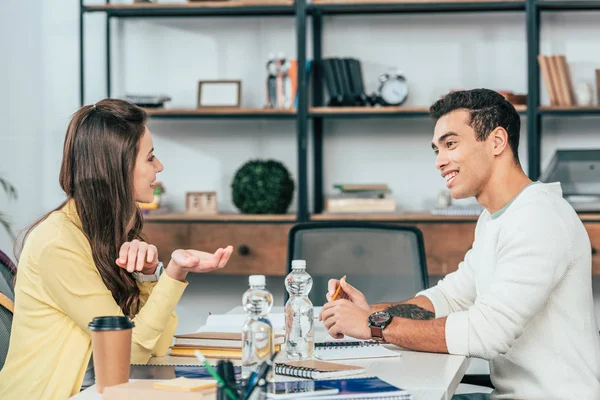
331, 275, 347, 301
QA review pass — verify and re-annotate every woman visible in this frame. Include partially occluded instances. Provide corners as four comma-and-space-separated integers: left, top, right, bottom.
0, 99, 233, 399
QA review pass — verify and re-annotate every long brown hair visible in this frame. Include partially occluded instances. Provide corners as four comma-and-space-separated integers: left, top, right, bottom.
18, 99, 148, 318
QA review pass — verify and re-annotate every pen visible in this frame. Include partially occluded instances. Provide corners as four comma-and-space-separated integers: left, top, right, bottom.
331, 275, 347, 301
242, 351, 279, 400
194, 350, 238, 400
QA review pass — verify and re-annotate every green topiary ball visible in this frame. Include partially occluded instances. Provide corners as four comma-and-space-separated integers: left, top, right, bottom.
231, 159, 295, 214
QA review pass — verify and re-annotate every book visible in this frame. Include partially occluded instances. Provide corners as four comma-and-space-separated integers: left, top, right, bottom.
268, 377, 411, 400
333, 184, 390, 192
131, 364, 242, 379
103, 380, 216, 400
170, 344, 282, 359
174, 331, 285, 348
314, 340, 400, 361
325, 198, 396, 213
275, 360, 366, 380
153, 377, 217, 392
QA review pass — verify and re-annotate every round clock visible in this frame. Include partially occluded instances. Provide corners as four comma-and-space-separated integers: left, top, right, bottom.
377, 70, 408, 106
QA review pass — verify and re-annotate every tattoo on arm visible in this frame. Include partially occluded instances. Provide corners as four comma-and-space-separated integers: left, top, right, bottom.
385, 304, 435, 320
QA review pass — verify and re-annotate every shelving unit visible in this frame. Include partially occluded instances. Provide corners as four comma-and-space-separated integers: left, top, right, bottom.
80, 0, 600, 224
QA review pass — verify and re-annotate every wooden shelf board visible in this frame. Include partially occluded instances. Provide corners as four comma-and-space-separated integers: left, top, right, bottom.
309, 0, 525, 13
310, 104, 525, 117
313, 0, 522, 4
579, 214, 600, 222
144, 107, 296, 119
310, 212, 480, 222
85, 1, 294, 11
311, 211, 600, 223
539, 106, 600, 114
84, 1, 295, 17
537, 0, 600, 10
144, 213, 297, 222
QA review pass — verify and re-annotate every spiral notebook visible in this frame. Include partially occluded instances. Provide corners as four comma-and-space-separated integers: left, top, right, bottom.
314, 340, 400, 361
275, 360, 366, 380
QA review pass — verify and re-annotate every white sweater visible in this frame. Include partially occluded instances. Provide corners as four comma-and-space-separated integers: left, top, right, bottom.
418, 182, 600, 399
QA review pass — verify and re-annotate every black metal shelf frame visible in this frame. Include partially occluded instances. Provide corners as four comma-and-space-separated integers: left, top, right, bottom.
80, 0, 599, 222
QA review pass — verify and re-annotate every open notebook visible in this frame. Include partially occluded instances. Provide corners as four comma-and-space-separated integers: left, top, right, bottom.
314, 337, 400, 361
196, 308, 322, 335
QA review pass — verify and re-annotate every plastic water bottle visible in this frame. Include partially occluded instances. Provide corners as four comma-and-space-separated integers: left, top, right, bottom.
284, 260, 314, 360
241, 275, 275, 379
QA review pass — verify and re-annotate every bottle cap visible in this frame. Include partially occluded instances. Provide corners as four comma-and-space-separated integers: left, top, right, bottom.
249, 275, 265, 286
291, 260, 306, 269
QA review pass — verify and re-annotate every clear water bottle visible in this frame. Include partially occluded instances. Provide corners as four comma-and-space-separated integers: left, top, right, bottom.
284, 260, 314, 360
241, 275, 275, 380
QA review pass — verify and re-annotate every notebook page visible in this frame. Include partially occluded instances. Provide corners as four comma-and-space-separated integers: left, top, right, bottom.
314, 342, 400, 361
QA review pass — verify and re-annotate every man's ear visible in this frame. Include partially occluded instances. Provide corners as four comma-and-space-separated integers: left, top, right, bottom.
491, 127, 508, 156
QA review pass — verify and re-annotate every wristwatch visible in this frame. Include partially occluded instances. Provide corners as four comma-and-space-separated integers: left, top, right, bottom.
132, 262, 163, 282
368, 311, 393, 342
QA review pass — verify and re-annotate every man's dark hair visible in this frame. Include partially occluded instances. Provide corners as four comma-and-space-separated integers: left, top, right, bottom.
429, 88, 521, 165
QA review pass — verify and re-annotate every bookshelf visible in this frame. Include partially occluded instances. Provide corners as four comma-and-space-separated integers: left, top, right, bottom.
80, 0, 600, 224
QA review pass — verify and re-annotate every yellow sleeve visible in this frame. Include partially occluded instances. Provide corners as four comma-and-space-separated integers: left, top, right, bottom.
137, 281, 179, 357
38, 238, 188, 364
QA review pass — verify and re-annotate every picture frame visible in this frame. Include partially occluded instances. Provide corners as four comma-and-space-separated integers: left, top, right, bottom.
197, 80, 241, 108
185, 191, 218, 215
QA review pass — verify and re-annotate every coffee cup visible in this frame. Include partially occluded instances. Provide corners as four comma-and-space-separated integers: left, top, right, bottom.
88, 316, 135, 394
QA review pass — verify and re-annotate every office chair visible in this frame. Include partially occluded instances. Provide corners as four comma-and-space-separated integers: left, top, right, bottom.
0, 293, 12, 371
0, 250, 16, 301
0, 250, 15, 371
285, 221, 428, 306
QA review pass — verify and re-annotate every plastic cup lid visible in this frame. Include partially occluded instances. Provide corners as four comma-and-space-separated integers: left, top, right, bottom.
88, 316, 135, 331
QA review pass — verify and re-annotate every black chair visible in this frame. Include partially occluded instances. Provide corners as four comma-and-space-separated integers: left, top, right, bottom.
0, 250, 16, 301
285, 222, 428, 306
0, 250, 16, 371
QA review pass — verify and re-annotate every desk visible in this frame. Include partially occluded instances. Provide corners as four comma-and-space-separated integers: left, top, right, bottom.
72, 307, 469, 400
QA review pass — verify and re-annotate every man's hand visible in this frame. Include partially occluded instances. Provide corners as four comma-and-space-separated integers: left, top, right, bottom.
319, 278, 370, 322
116, 239, 159, 274
166, 246, 233, 281
320, 299, 371, 340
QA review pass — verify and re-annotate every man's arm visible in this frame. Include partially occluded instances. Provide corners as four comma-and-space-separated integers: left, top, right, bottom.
383, 317, 448, 353
370, 296, 435, 316
376, 297, 447, 353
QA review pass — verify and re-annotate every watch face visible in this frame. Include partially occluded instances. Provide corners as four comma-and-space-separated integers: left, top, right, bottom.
370, 311, 391, 324
380, 79, 408, 105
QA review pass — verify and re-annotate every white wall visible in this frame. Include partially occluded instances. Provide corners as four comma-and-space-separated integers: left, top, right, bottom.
2, 3, 600, 336
0, 1, 44, 260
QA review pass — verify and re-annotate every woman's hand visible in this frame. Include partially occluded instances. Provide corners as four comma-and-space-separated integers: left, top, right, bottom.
166, 246, 233, 281
116, 239, 159, 274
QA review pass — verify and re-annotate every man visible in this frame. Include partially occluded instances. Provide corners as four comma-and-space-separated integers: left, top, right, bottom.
319, 88, 600, 399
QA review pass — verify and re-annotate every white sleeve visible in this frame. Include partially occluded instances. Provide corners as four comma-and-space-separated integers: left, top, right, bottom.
443, 218, 570, 360
416, 245, 478, 318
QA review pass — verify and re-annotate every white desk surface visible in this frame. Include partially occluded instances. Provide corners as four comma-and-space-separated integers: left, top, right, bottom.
72, 306, 469, 400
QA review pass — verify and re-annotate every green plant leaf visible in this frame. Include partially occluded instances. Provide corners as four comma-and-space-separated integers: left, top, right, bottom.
0, 176, 17, 200
0, 212, 15, 240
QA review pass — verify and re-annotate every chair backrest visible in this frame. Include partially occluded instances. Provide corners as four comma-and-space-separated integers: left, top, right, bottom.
286, 222, 428, 306
0, 292, 13, 371
0, 250, 16, 371
0, 250, 16, 301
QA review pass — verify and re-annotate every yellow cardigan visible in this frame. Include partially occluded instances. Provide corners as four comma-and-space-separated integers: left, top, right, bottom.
0, 201, 188, 399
